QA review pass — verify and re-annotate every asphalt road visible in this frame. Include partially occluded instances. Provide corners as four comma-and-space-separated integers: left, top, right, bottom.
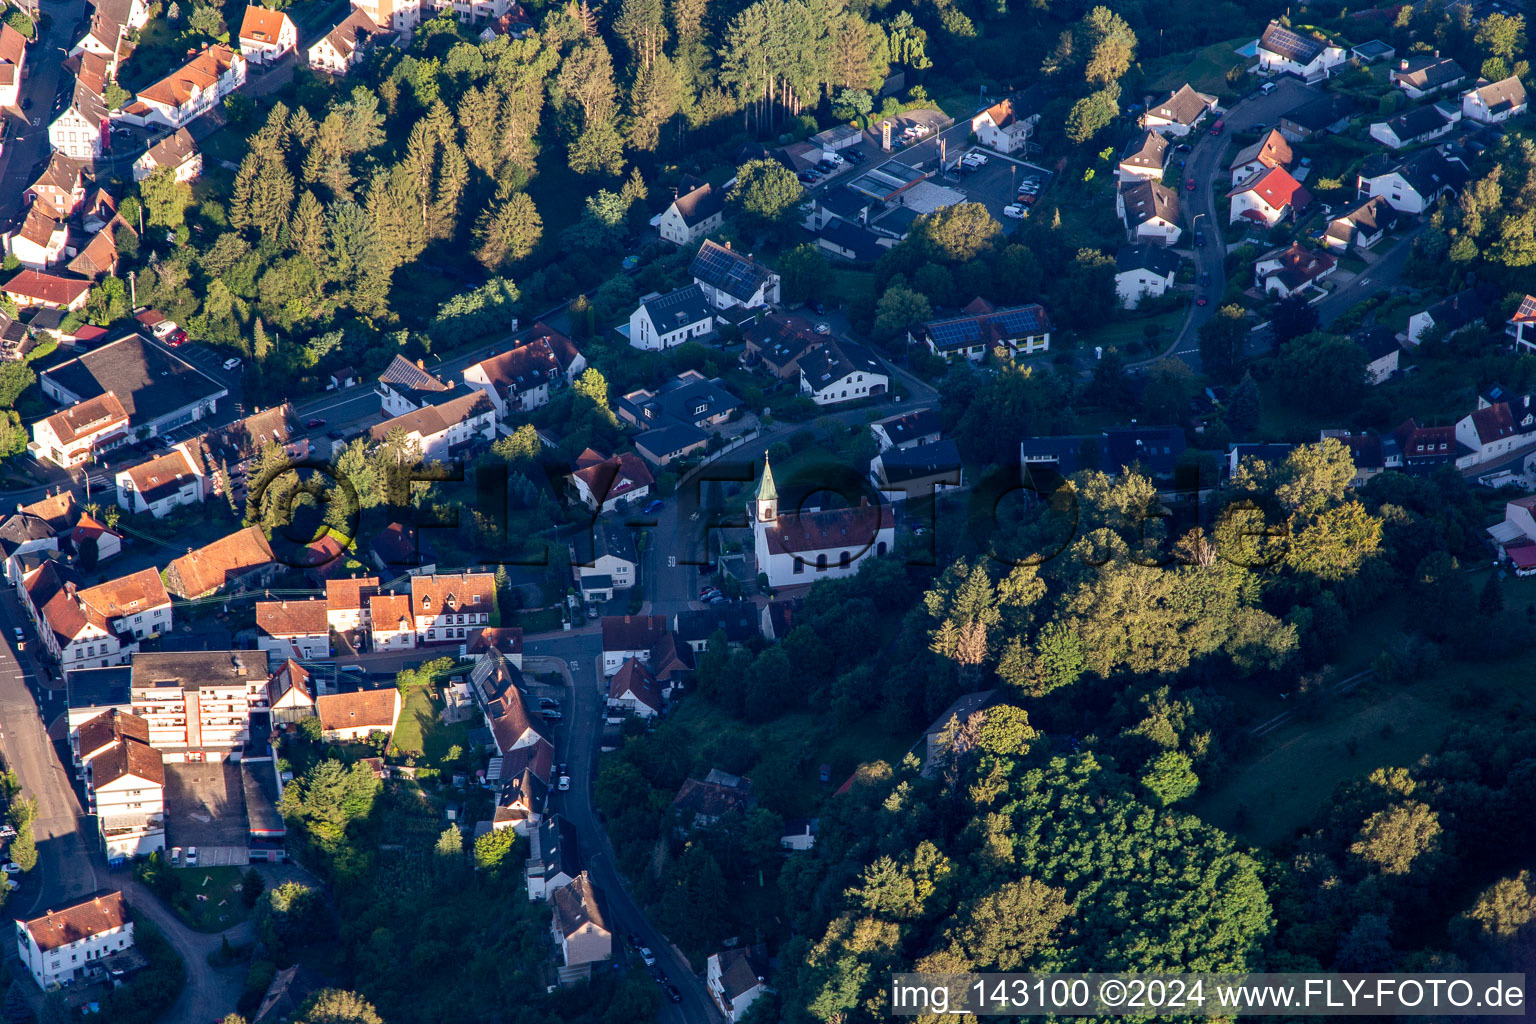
0, 0, 87, 222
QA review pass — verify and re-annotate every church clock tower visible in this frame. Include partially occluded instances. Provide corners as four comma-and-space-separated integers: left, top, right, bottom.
753, 457, 778, 524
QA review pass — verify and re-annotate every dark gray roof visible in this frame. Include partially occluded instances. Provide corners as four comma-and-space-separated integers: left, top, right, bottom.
818, 218, 886, 262
594, 523, 637, 564
1282, 93, 1356, 132
671, 180, 726, 227
1361, 148, 1469, 197
41, 334, 226, 423
1260, 21, 1326, 63
66, 665, 132, 710
877, 439, 963, 485
1119, 130, 1168, 170
538, 814, 581, 881
874, 409, 942, 446
1148, 84, 1215, 125
1393, 54, 1465, 90
1021, 426, 1187, 477
819, 187, 872, 220
674, 605, 758, 645
638, 284, 712, 333
241, 760, 284, 834
1353, 326, 1401, 362
378, 354, 449, 396
0, 513, 55, 556
634, 423, 709, 459
799, 339, 885, 392
1120, 179, 1179, 228
621, 374, 741, 428
129, 650, 267, 690
1116, 243, 1180, 277
690, 240, 775, 304
1420, 289, 1485, 331
1379, 104, 1451, 142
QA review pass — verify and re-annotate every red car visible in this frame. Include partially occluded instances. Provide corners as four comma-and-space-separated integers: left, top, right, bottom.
1196, 295, 1209, 306
306, 418, 326, 429
165, 328, 188, 346
1185, 179, 1197, 191
1209, 119, 1225, 135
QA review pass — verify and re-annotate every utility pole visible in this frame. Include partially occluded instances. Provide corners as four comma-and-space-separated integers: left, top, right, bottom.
128, 270, 136, 308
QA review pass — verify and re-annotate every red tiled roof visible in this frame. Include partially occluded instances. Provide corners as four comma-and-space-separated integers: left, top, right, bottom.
1229, 165, 1312, 212
256, 598, 329, 637
22, 892, 129, 952
317, 689, 400, 732
325, 575, 379, 612
44, 393, 129, 445
238, 5, 291, 44
4, 269, 91, 307
369, 593, 413, 631
571, 449, 654, 502
409, 571, 495, 617
609, 658, 661, 712
136, 44, 240, 109
764, 503, 890, 557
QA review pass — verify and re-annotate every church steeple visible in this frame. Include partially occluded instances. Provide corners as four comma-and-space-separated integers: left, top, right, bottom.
755, 457, 778, 523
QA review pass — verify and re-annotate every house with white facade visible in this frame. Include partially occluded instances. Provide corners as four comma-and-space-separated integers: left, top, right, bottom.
708, 947, 768, 1023
1227, 165, 1311, 227
237, 5, 298, 63
1357, 149, 1469, 214
627, 284, 714, 351
255, 599, 331, 660
115, 449, 204, 518
970, 94, 1039, 153
1117, 130, 1169, 183
410, 571, 495, 645
871, 410, 942, 452
31, 392, 130, 469
122, 45, 248, 129
77, 709, 164, 859
1115, 244, 1180, 309
690, 239, 780, 310
1369, 103, 1459, 149
307, 9, 386, 75
569, 448, 653, 514
462, 325, 585, 417
367, 390, 496, 461
349, 0, 422, 33
316, 689, 402, 743
7, 202, 69, 270
1228, 129, 1293, 186
368, 592, 416, 651
1255, 21, 1347, 81
1507, 294, 1536, 354
1454, 397, 1535, 466
915, 298, 1053, 363
527, 815, 580, 902
799, 339, 888, 406
1324, 195, 1399, 251
550, 873, 611, 982
133, 128, 203, 184
655, 178, 726, 246
750, 459, 894, 589
1142, 84, 1217, 135
47, 79, 109, 165
600, 615, 667, 676
127, 650, 269, 758
16, 891, 135, 990
606, 657, 662, 718
1117, 179, 1181, 245
1252, 242, 1337, 298
0, 24, 27, 110
1406, 289, 1486, 344
1461, 75, 1528, 123
1391, 53, 1466, 98
576, 525, 637, 603
325, 576, 379, 634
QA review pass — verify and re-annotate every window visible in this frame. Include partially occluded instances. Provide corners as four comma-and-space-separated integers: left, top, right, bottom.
472, 594, 481, 604
816, 554, 828, 571
793, 558, 804, 575
839, 551, 851, 569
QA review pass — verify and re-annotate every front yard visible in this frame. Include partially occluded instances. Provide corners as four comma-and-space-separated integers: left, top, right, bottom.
139, 862, 252, 933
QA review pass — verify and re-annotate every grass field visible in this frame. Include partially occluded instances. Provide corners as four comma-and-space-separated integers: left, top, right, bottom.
1195, 571, 1535, 847
391, 682, 473, 763
168, 866, 250, 933
1076, 309, 1185, 354
1145, 38, 1253, 98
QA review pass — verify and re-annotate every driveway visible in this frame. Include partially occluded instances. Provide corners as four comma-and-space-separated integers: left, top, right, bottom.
119, 876, 252, 1024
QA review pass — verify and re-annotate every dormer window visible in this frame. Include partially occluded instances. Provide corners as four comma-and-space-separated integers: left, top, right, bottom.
472, 595, 481, 604
421, 595, 431, 610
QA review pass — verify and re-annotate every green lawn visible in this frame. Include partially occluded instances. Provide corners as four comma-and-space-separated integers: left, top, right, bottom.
1144, 37, 1253, 98
1075, 309, 1185, 355
511, 605, 565, 633
166, 866, 250, 933
391, 682, 471, 763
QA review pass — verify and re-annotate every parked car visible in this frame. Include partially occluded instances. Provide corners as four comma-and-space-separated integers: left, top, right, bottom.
541, 710, 563, 721
539, 698, 561, 710
1209, 119, 1225, 135
665, 985, 682, 1003
846, 149, 866, 164
222, 358, 242, 371
1175, 143, 1192, 152
1199, 272, 1211, 287
558, 775, 570, 792
306, 418, 326, 429
12, 627, 22, 643
1260, 82, 1277, 95
639, 947, 657, 967
165, 328, 189, 346
2, 862, 20, 874
1196, 295, 1209, 306
1185, 179, 1197, 191
1003, 205, 1027, 219
1195, 231, 1206, 247
826, 151, 846, 166
0, 826, 16, 840
642, 499, 664, 514
185, 846, 199, 866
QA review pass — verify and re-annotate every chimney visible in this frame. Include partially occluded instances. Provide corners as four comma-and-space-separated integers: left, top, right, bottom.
1400, 58, 1409, 71
1434, 49, 1439, 58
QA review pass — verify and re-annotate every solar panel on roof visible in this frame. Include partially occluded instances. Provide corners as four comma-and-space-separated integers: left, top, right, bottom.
1262, 24, 1323, 63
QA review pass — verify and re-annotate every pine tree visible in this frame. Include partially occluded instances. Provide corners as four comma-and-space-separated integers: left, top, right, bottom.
458, 85, 501, 177
252, 318, 272, 363
228, 153, 260, 231
431, 142, 469, 241
290, 190, 326, 267
473, 191, 543, 271
221, 459, 238, 513
1227, 371, 1262, 433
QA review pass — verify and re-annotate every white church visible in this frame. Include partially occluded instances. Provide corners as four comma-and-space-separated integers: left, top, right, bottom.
750, 458, 895, 589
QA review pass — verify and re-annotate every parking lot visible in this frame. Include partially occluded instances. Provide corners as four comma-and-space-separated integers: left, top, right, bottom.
936, 148, 1055, 223
164, 761, 251, 864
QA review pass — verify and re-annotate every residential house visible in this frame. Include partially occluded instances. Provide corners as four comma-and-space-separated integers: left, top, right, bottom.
707, 947, 769, 1023
47, 79, 109, 165
0, 311, 31, 363
349, 0, 424, 33
1406, 289, 1486, 344
1227, 165, 1311, 227
1507, 294, 1536, 354
607, 657, 662, 718
376, 354, 451, 416
1255, 21, 1347, 80
1393, 419, 1469, 473
690, 239, 780, 310
462, 325, 585, 416
368, 592, 415, 651
25, 155, 87, 220
0, 24, 26, 109
781, 818, 818, 850
527, 814, 580, 902
749, 459, 895, 589
1357, 149, 1469, 214
798, 339, 888, 406
128, 650, 269, 757
123, 45, 247, 129
673, 772, 752, 828
367, 389, 496, 460
920, 691, 996, 775
410, 571, 495, 644
871, 409, 942, 452
8, 202, 69, 270
77, 709, 164, 858
647, 630, 695, 688
267, 659, 316, 726
132, 128, 202, 183
1324, 195, 1399, 251
673, 605, 757, 653
627, 284, 714, 352
618, 372, 741, 466
1354, 326, 1402, 384
255, 599, 331, 660
368, 522, 435, 572
1461, 75, 1527, 123
1252, 242, 1337, 298
550, 873, 611, 981
21, 564, 171, 668
1114, 244, 1180, 309
114, 448, 203, 517
325, 575, 378, 634
1319, 429, 1396, 485
306, 9, 385, 75
1117, 179, 1181, 245
915, 298, 1053, 362
237, 5, 297, 64
66, 217, 135, 280
568, 448, 653, 514
575, 524, 637, 603
1369, 103, 1460, 149
316, 689, 401, 742
970, 94, 1039, 153
465, 626, 523, 668
656, 178, 726, 246
742, 313, 825, 378
1227, 129, 1293, 186
600, 615, 667, 676
30, 392, 130, 469
1117, 130, 1169, 183
1278, 93, 1357, 142
161, 526, 276, 599
4, 270, 92, 311
0, 511, 58, 583
1352, 39, 1396, 63
16, 891, 134, 990
173, 403, 301, 506
1490, 496, 1536, 573
1453, 398, 1532, 466
1142, 84, 1218, 135
869, 439, 964, 499
815, 217, 888, 263
1021, 427, 1188, 480
1391, 53, 1467, 98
